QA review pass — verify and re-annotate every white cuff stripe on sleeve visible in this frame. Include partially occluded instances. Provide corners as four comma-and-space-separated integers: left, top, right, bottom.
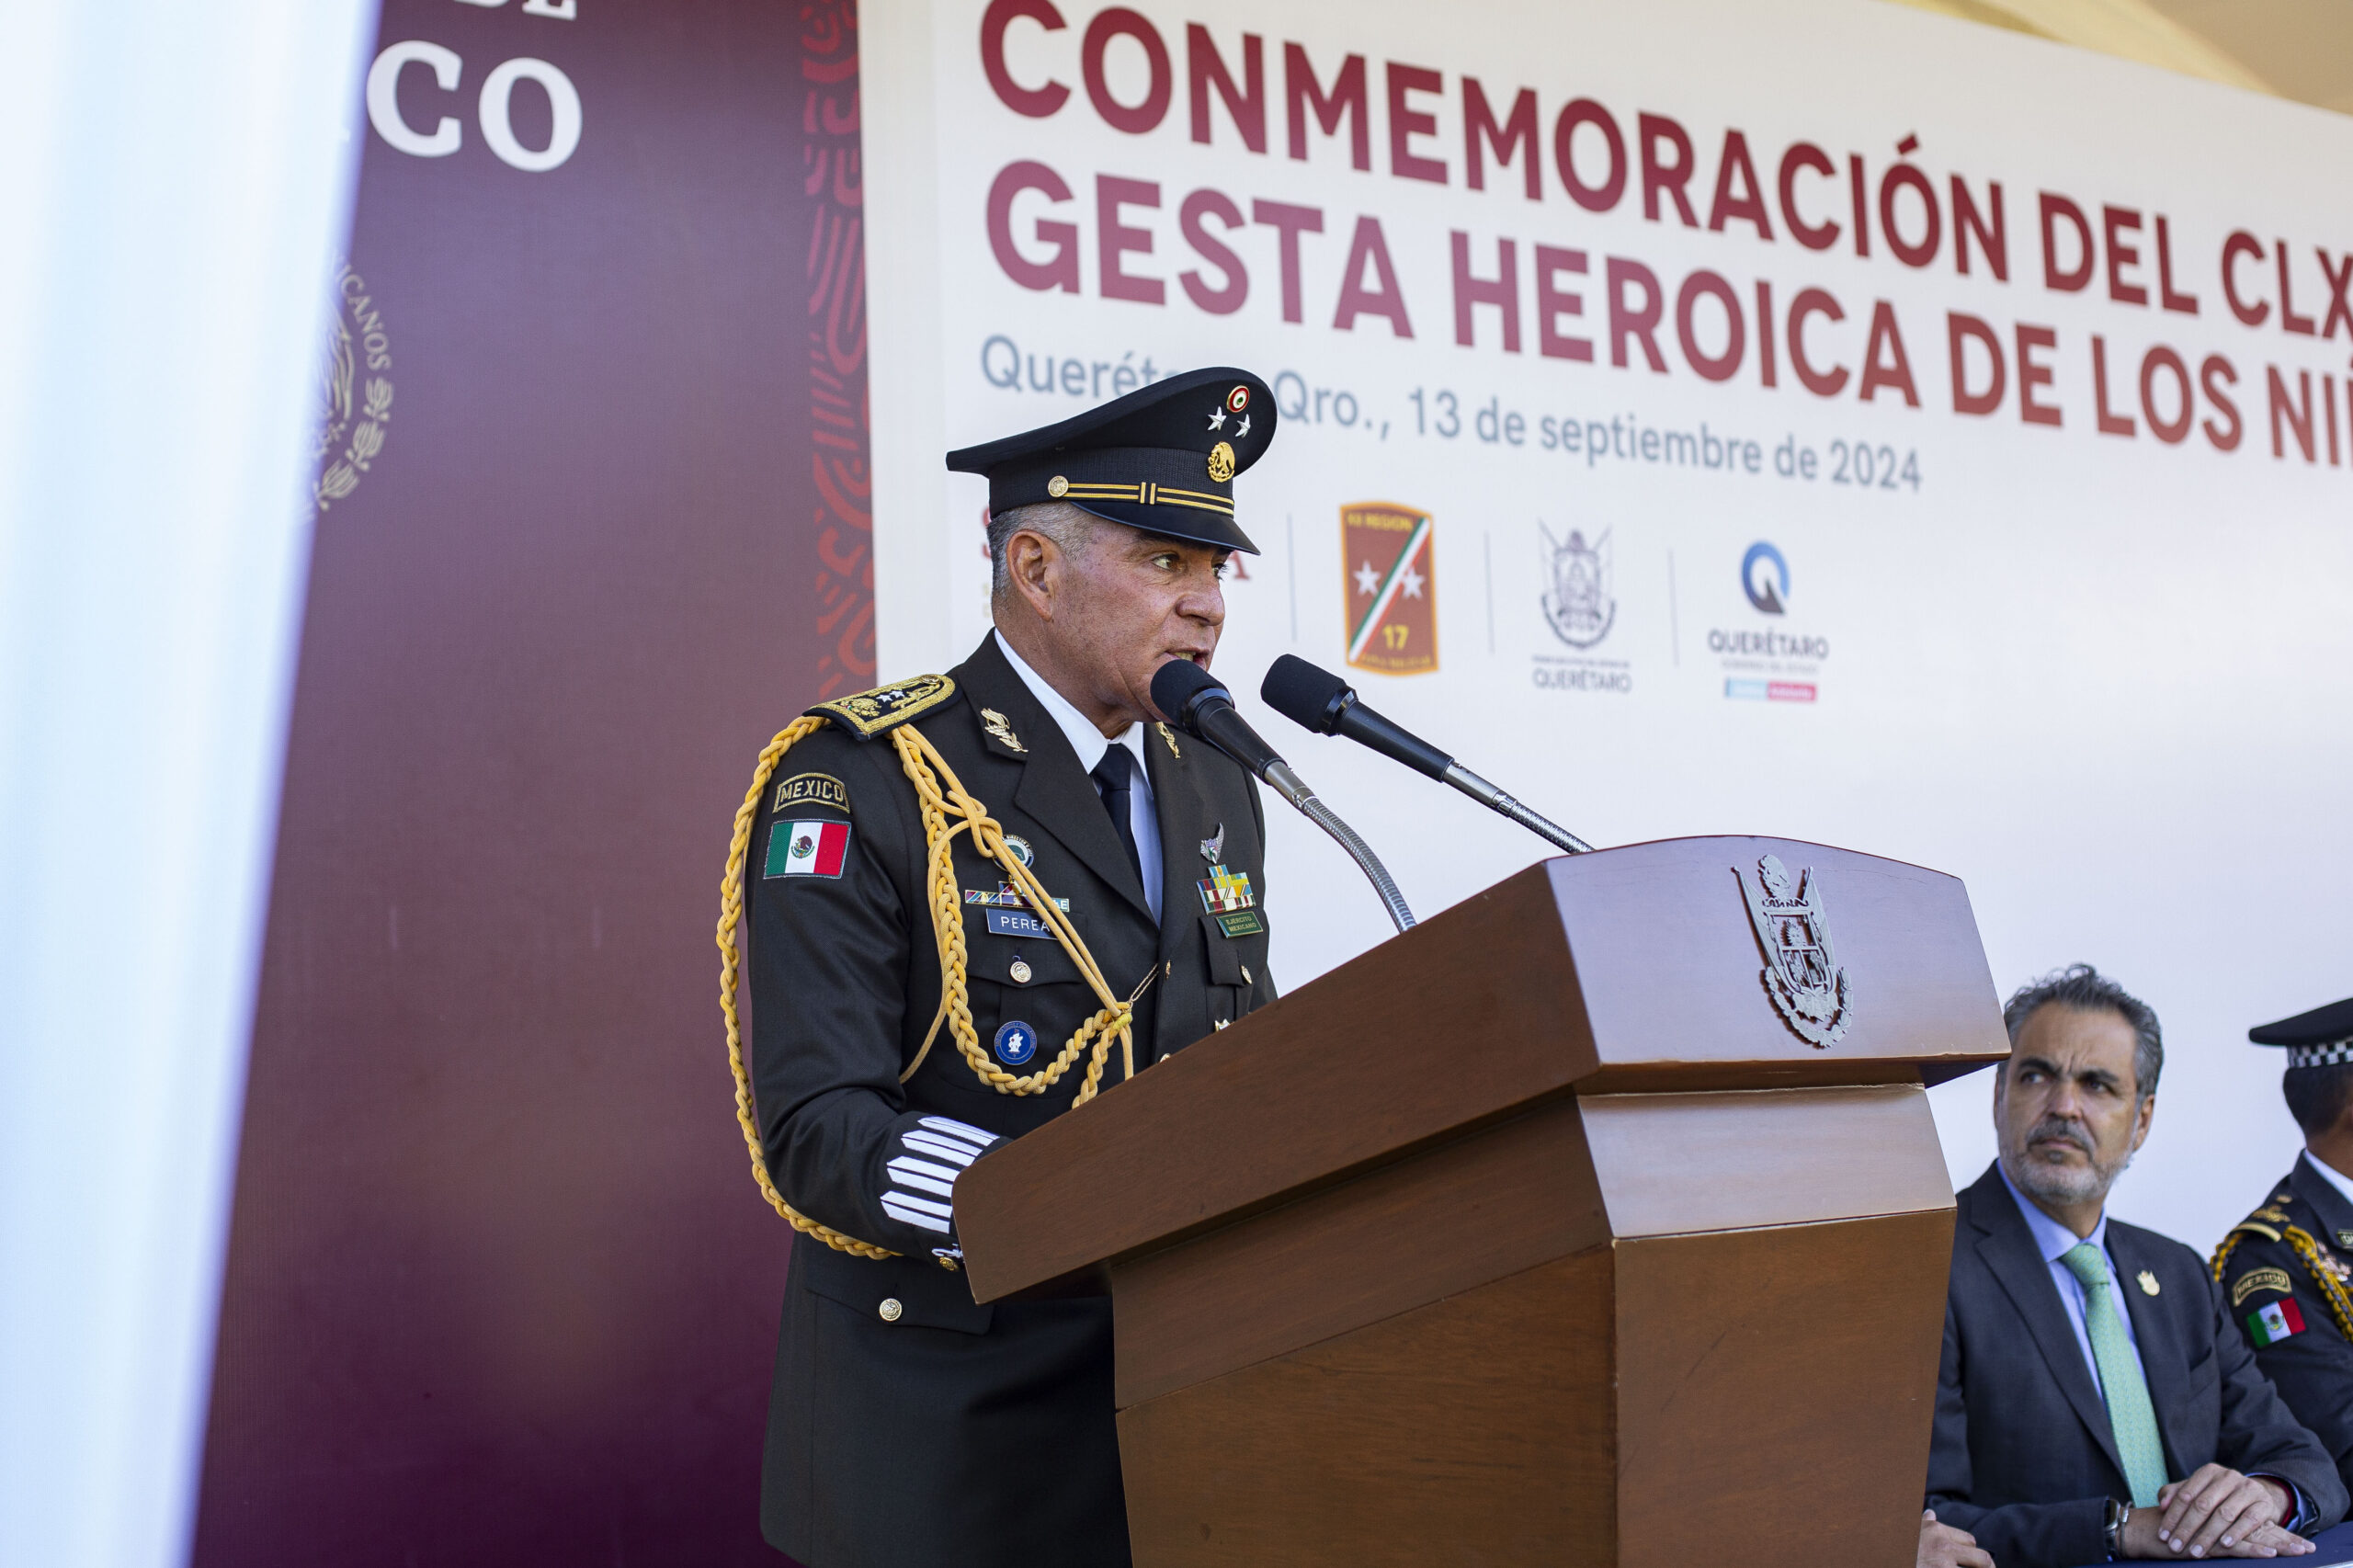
920, 1115, 1000, 1147
885, 1163, 958, 1199
881, 1199, 952, 1234
902, 1131, 981, 1166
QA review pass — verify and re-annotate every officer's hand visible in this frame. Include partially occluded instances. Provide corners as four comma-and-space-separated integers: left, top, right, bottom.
2129, 1469, 2313, 1558
1917, 1509, 1994, 1568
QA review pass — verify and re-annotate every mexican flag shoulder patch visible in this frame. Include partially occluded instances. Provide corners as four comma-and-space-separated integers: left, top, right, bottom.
2248, 1298, 2307, 1346
766, 819, 852, 879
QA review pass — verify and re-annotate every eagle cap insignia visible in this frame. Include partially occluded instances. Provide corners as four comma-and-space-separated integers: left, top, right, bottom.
1735, 853, 1852, 1048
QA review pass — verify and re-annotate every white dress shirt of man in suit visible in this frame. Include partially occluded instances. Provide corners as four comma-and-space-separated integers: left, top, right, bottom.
1923, 965, 2343, 1567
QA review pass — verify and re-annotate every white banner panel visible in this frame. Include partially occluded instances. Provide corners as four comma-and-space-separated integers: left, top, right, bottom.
861, 0, 2353, 1247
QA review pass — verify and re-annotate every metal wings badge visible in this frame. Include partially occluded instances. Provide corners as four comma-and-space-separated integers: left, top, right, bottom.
1736, 854, 1852, 1048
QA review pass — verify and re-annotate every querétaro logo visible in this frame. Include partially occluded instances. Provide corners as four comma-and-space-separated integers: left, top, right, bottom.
1540, 524, 1616, 650
1741, 541, 1789, 615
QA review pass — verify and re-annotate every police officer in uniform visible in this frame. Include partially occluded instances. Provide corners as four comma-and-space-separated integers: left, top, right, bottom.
721, 369, 1280, 1568
2215, 996, 2353, 1502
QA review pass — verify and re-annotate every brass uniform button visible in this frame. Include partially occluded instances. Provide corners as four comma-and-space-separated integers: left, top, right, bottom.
879, 1298, 903, 1323
1046, 474, 1069, 497
1009, 958, 1032, 984
1214, 1018, 1230, 1030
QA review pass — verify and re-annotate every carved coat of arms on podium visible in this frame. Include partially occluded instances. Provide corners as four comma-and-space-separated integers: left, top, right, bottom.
1736, 854, 1852, 1047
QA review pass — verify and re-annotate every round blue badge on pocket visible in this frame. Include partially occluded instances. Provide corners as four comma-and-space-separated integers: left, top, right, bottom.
993, 1019, 1039, 1066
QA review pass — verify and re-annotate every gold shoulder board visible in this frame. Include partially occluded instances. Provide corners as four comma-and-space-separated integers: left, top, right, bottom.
807, 674, 960, 740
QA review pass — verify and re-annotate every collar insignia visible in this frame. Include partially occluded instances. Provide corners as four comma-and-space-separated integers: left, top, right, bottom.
979, 707, 1027, 753
1156, 722, 1181, 758
2137, 1269, 2160, 1296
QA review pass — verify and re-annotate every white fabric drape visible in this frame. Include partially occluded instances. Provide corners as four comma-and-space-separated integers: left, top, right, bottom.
0, 5, 378, 1565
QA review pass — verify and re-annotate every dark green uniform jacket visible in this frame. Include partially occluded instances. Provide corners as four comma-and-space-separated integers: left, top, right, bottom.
745, 633, 1276, 1568
2217, 1156, 2353, 1502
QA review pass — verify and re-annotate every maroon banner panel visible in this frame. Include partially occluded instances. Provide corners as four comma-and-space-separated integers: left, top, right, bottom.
193, 2, 868, 1562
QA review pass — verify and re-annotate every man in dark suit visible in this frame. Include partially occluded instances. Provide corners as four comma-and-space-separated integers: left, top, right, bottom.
1929, 964, 2346, 1567
727, 370, 1281, 1567
2215, 997, 2353, 1503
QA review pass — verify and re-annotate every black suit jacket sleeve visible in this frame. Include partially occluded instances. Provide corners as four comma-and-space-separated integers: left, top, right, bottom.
745, 725, 989, 1257
1927, 1295, 2108, 1568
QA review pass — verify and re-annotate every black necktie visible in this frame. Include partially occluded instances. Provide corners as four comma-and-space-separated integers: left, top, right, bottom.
1089, 744, 1142, 883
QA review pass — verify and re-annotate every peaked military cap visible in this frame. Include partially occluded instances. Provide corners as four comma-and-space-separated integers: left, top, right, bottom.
2252, 996, 2353, 1067
947, 366, 1275, 554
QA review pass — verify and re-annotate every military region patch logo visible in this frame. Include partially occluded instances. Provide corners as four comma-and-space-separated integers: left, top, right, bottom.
1540, 525, 1616, 649
1341, 502, 1437, 675
314, 261, 395, 513
1735, 854, 1852, 1047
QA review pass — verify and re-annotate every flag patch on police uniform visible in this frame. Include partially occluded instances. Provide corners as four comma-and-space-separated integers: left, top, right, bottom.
2248, 1298, 2307, 1346
767, 819, 852, 878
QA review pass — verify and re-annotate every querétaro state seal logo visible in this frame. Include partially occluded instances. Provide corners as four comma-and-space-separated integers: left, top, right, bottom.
1735, 854, 1852, 1047
314, 262, 395, 512
1341, 502, 1437, 675
1540, 524, 1616, 650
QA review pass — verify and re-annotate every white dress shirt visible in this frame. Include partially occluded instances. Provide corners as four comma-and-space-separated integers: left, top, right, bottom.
1999, 1163, 2146, 1399
2303, 1148, 2353, 1207
993, 630, 1163, 921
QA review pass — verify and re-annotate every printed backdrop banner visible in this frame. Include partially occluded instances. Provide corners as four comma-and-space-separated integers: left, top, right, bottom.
862, 0, 2353, 1248
194, 1, 868, 1562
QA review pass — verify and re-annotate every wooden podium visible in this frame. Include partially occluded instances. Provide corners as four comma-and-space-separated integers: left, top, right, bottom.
954, 837, 2008, 1566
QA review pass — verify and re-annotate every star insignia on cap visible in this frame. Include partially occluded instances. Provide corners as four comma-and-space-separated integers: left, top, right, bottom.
1235, 414, 1251, 437
1206, 406, 1226, 430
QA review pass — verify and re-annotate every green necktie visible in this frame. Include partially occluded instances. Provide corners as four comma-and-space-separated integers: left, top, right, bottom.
2062, 1241, 2168, 1507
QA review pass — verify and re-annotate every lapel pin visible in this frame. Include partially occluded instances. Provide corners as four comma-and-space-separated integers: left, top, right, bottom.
1199, 823, 1224, 863
2137, 1270, 2160, 1296
979, 707, 1026, 753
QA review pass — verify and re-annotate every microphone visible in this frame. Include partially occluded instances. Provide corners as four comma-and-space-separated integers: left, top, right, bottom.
1259, 655, 1593, 856
1150, 658, 1295, 800
1151, 658, 1415, 932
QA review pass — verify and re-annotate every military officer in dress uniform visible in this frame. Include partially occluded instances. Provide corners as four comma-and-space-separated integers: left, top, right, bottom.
719, 369, 1280, 1568
2215, 996, 2353, 1502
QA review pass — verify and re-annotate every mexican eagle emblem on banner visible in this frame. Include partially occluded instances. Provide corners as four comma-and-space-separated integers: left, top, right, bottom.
1340, 502, 1438, 675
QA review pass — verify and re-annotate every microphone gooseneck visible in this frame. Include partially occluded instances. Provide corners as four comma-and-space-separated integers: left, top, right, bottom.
1150, 659, 1415, 932
1259, 655, 1594, 856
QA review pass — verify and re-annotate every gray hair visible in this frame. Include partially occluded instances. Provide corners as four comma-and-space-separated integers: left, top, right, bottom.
2001, 963, 2164, 1102
987, 501, 1100, 596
